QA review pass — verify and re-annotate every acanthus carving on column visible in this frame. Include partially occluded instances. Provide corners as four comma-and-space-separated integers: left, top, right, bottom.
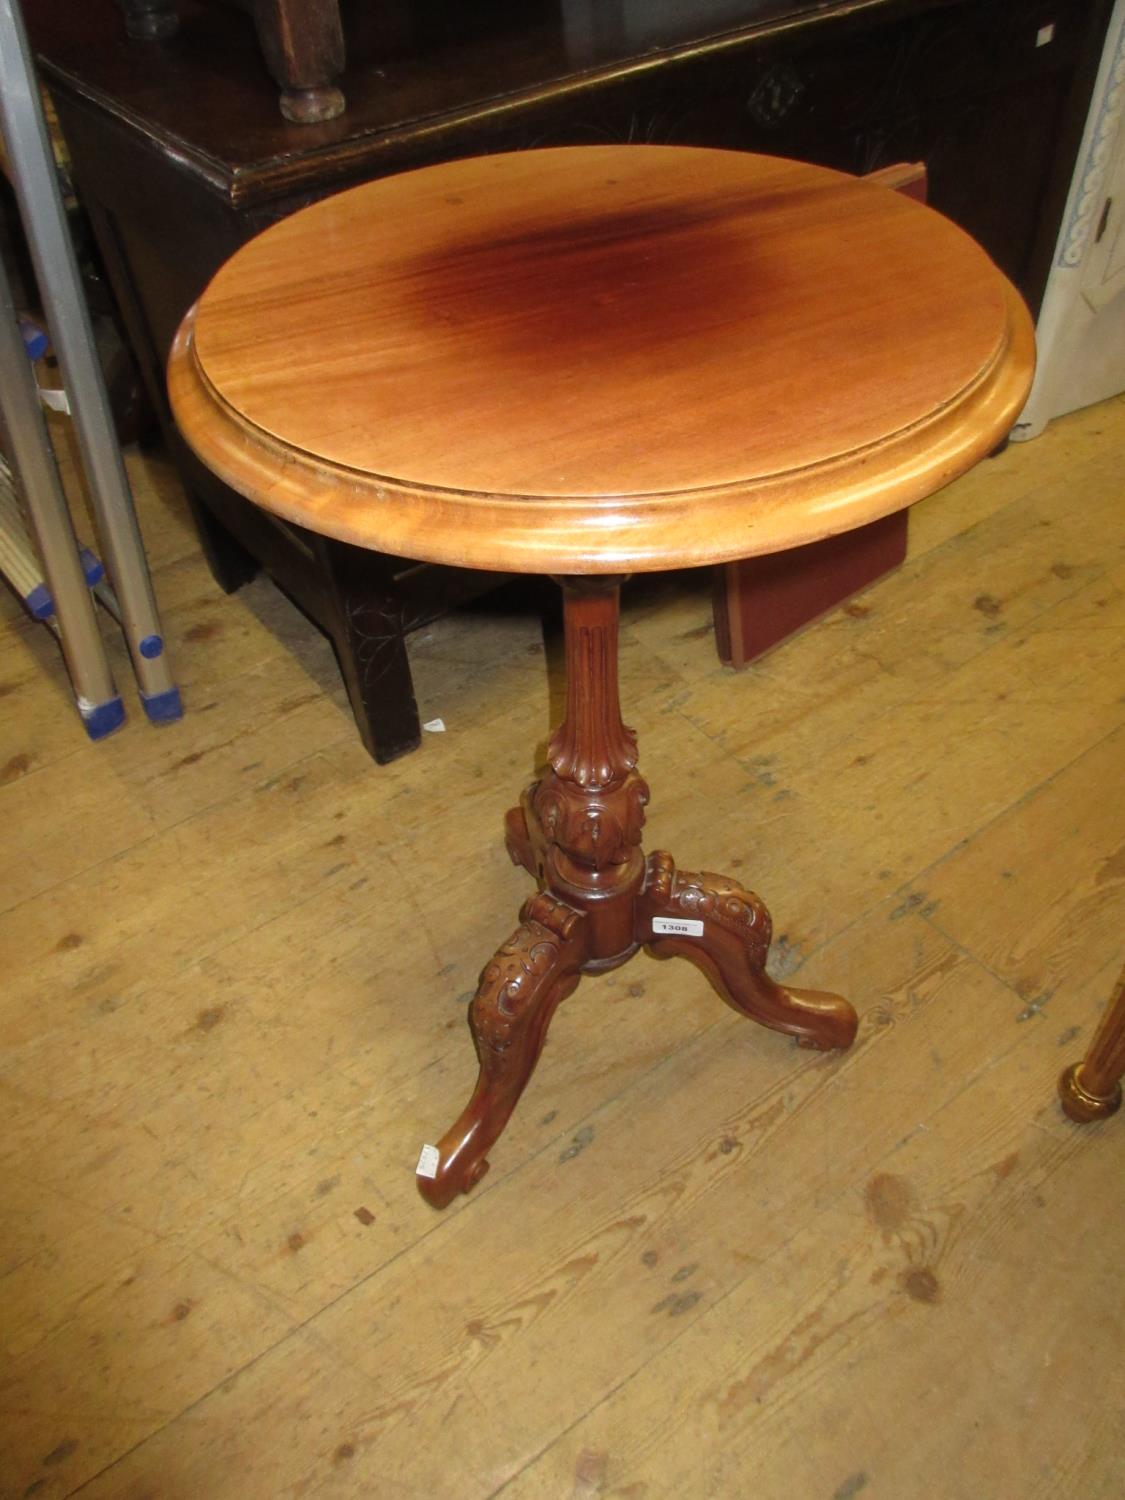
532, 769, 649, 870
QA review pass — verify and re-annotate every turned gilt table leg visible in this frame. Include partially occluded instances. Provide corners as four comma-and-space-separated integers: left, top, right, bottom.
419, 576, 856, 1206
1059, 964, 1125, 1123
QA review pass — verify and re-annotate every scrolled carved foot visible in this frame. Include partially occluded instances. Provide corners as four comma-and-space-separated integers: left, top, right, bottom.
417, 892, 586, 1208
637, 851, 857, 1052
1058, 1062, 1123, 1123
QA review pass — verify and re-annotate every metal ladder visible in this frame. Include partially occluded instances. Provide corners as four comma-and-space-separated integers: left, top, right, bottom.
0, 0, 181, 736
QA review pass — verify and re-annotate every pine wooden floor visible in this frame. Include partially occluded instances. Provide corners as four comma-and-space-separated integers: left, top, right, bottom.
2, 398, 1123, 1500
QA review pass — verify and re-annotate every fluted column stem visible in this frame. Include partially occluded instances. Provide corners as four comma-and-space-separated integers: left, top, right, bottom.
548, 577, 637, 790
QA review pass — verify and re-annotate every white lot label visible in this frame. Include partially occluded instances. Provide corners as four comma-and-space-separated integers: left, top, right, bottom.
415, 1143, 440, 1179
652, 916, 704, 937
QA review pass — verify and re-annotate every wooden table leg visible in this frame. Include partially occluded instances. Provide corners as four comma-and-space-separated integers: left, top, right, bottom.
250, 0, 347, 125
1059, 965, 1125, 1123
637, 852, 856, 1051
417, 577, 857, 1208
419, 893, 587, 1209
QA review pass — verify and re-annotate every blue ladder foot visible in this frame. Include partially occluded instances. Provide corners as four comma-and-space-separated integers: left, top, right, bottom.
80, 695, 126, 741
141, 685, 183, 723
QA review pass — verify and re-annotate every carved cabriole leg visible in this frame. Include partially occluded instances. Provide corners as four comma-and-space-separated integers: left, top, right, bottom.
418, 893, 587, 1209
637, 852, 858, 1051
1058, 965, 1125, 1123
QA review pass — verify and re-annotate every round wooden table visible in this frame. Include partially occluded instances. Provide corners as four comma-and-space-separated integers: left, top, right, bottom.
169, 145, 1035, 1208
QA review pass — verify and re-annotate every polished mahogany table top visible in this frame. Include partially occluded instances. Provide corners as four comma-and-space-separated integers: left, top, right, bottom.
169, 144, 1035, 574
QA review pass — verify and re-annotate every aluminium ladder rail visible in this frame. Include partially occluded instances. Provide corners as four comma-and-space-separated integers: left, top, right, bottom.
0, 250, 124, 737
0, 0, 181, 723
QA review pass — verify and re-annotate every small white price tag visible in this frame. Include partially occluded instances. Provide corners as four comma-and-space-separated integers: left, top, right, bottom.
415, 1143, 440, 1179
652, 916, 704, 937
422, 718, 446, 733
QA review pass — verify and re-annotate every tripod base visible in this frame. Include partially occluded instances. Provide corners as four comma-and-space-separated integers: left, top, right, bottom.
417, 807, 856, 1209
416, 577, 857, 1208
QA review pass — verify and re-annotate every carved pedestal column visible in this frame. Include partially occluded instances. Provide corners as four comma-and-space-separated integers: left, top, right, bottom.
417, 578, 858, 1208
526, 577, 650, 967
